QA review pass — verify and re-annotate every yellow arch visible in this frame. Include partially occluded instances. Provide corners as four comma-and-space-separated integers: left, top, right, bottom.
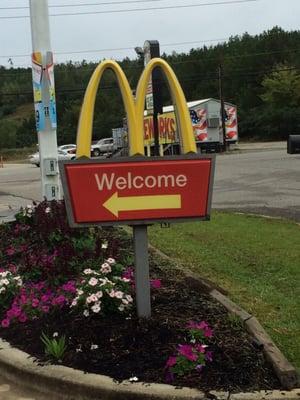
76, 60, 144, 158
136, 58, 197, 154
76, 58, 197, 158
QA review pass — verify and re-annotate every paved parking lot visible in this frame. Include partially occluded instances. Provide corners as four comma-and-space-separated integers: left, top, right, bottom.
0, 148, 299, 222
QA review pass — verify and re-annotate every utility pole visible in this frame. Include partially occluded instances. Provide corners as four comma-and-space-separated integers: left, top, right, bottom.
29, 0, 60, 200
218, 63, 227, 152
143, 40, 163, 156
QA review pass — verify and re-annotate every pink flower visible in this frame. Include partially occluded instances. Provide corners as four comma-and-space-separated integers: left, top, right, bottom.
41, 305, 50, 313
150, 279, 162, 289
18, 313, 27, 323
178, 344, 198, 362
204, 327, 213, 338
32, 298, 39, 308
166, 356, 177, 368
6, 247, 15, 256
195, 344, 206, 353
1, 319, 10, 328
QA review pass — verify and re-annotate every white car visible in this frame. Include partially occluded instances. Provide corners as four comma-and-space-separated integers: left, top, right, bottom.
58, 144, 76, 152
29, 150, 76, 167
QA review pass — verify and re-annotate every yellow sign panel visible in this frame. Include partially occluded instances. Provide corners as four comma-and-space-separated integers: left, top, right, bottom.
143, 111, 177, 145
76, 58, 196, 158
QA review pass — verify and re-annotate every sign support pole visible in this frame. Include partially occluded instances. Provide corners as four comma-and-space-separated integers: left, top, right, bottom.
29, 0, 60, 200
133, 225, 151, 318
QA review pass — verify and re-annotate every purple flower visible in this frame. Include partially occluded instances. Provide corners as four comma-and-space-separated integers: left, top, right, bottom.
205, 351, 213, 362
195, 364, 203, 371
165, 371, 175, 383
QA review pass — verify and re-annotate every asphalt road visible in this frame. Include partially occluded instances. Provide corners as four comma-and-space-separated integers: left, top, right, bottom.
0, 148, 299, 222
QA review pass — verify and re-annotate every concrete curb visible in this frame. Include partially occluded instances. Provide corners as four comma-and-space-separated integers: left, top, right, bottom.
0, 338, 299, 400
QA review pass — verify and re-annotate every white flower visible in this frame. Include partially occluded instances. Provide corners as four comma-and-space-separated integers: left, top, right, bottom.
90, 294, 99, 302
83, 310, 89, 317
90, 344, 98, 350
76, 346, 82, 353
109, 289, 115, 298
106, 258, 115, 265
91, 303, 101, 313
100, 263, 111, 274
122, 299, 129, 305
125, 295, 133, 302
101, 242, 108, 249
45, 207, 51, 214
71, 299, 77, 307
53, 332, 58, 337
88, 277, 98, 286
77, 289, 84, 296
118, 304, 125, 312
122, 278, 130, 283
114, 291, 123, 299
2, 279, 9, 286
83, 269, 93, 275
0, 287, 6, 293
95, 291, 103, 299
129, 376, 138, 382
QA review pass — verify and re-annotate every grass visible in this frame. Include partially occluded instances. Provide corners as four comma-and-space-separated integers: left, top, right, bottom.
148, 212, 300, 370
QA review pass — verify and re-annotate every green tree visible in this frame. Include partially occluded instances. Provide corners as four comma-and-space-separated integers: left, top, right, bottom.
260, 65, 300, 138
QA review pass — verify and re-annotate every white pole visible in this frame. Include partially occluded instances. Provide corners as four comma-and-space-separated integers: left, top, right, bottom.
29, 0, 60, 200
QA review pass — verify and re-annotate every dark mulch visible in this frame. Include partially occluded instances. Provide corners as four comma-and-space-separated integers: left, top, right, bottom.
0, 257, 280, 393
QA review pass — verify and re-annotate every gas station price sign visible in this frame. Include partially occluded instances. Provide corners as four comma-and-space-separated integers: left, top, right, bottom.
60, 155, 215, 227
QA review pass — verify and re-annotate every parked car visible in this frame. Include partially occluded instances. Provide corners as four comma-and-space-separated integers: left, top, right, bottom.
91, 138, 115, 157
58, 144, 76, 152
29, 150, 76, 167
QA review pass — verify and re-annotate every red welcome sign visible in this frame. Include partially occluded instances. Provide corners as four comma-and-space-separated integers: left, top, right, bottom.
60, 155, 215, 226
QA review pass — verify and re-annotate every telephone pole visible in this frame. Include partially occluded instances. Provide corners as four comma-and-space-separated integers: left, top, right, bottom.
29, 0, 60, 200
218, 63, 227, 152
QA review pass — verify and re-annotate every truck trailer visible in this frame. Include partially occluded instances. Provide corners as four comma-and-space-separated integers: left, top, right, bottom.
113, 98, 238, 155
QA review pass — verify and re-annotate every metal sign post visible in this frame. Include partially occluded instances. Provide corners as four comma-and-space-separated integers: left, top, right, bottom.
29, 0, 60, 200
133, 225, 151, 318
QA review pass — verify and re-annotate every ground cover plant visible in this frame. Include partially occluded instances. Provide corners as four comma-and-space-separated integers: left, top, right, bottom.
148, 213, 300, 369
0, 201, 282, 392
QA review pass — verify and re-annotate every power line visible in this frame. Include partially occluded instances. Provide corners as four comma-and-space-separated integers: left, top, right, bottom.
0, 0, 259, 19
0, 38, 228, 58
0, 0, 172, 10
0, 47, 299, 77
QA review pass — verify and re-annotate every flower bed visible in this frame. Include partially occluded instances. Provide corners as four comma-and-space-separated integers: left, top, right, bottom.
0, 201, 281, 392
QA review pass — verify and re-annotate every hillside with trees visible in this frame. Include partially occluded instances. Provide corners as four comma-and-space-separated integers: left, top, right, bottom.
0, 26, 299, 149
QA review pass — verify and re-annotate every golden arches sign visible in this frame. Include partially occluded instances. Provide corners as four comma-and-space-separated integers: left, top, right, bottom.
76, 58, 197, 158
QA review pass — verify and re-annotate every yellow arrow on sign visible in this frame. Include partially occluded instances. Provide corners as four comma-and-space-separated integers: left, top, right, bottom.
103, 192, 181, 218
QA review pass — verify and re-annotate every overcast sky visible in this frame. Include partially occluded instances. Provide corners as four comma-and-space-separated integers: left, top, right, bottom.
0, 0, 299, 68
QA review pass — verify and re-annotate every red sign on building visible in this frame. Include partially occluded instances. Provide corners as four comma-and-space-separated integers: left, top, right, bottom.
60, 155, 215, 226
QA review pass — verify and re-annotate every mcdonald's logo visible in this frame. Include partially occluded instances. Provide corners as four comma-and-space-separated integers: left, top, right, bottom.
60, 58, 215, 226
76, 58, 197, 158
